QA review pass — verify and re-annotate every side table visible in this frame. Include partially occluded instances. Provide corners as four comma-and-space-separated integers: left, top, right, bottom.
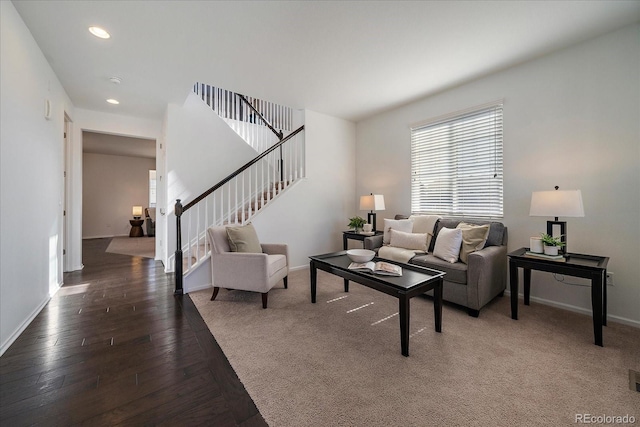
508, 247, 609, 346
129, 219, 144, 237
343, 230, 383, 250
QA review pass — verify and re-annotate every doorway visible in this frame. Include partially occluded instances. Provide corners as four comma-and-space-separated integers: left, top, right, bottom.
81, 131, 157, 258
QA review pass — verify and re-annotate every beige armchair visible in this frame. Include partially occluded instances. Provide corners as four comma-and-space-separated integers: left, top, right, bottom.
206, 226, 289, 308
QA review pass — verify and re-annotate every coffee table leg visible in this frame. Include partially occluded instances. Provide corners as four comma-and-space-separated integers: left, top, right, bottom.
310, 261, 317, 304
344, 279, 349, 292
434, 279, 442, 333
399, 296, 409, 357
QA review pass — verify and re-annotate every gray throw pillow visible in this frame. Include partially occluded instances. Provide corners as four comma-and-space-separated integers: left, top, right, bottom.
226, 223, 262, 253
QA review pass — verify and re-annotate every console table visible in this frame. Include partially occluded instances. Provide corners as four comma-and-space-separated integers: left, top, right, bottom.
508, 248, 609, 346
342, 230, 383, 250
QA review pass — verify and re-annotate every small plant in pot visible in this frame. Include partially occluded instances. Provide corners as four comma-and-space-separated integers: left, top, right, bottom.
348, 216, 367, 232
540, 233, 565, 256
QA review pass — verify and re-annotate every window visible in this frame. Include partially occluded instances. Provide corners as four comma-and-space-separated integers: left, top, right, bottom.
149, 170, 156, 207
410, 102, 503, 218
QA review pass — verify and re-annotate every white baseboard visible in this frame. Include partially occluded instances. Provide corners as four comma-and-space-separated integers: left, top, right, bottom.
504, 290, 640, 329
185, 283, 212, 294
183, 265, 308, 294
83, 234, 128, 239
0, 295, 50, 357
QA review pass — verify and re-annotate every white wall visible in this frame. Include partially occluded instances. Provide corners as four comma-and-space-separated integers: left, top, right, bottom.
0, 1, 74, 355
356, 24, 640, 325
252, 110, 357, 268
70, 109, 162, 266
82, 153, 156, 238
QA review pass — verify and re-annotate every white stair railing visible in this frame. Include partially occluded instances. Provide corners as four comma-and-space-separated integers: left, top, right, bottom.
172, 125, 305, 293
194, 83, 293, 154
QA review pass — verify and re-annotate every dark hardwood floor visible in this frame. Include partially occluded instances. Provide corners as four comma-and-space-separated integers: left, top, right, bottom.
0, 238, 267, 426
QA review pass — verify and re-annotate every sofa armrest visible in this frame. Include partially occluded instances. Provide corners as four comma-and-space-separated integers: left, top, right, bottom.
466, 245, 507, 310
211, 252, 271, 290
364, 235, 384, 251
261, 243, 288, 258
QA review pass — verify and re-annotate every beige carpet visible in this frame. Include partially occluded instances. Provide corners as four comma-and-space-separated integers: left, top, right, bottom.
190, 269, 640, 427
106, 236, 155, 258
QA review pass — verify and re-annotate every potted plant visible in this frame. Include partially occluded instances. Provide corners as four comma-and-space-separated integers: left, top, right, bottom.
348, 216, 366, 233
540, 233, 565, 256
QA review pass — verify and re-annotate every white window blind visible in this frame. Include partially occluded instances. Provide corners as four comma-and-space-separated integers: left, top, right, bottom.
410, 102, 503, 218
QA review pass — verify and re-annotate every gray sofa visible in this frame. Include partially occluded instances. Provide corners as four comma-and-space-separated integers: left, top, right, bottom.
364, 216, 508, 317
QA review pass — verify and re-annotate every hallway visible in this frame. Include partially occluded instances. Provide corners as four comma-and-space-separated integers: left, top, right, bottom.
0, 238, 266, 426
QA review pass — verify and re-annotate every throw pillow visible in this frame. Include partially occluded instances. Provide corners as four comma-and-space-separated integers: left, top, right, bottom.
433, 227, 463, 263
408, 214, 441, 249
226, 223, 262, 253
382, 218, 413, 244
456, 222, 490, 264
389, 229, 429, 252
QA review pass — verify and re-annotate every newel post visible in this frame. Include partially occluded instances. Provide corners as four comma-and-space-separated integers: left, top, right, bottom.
174, 199, 184, 295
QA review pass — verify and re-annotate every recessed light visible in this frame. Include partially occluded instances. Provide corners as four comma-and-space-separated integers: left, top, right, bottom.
106, 99, 119, 105
89, 26, 110, 39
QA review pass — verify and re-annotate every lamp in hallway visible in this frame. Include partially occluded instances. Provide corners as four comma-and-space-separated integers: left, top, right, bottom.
530, 187, 584, 254
132, 205, 143, 219
359, 193, 385, 232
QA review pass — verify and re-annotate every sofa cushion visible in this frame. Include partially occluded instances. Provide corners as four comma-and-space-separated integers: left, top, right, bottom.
411, 254, 468, 284
226, 223, 262, 253
433, 227, 462, 263
429, 218, 505, 252
456, 222, 490, 264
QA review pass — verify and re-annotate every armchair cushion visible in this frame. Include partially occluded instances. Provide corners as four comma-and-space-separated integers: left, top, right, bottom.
226, 223, 262, 253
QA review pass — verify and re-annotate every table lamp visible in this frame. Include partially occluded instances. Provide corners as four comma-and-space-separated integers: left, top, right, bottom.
132, 206, 143, 219
529, 186, 584, 254
359, 193, 385, 232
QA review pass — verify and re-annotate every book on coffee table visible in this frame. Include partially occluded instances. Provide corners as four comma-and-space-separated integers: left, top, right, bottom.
348, 261, 402, 276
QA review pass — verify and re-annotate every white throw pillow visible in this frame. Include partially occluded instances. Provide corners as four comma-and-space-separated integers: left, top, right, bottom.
389, 229, 429, 252
433, 227, 463, 263
382, 219, 413, 244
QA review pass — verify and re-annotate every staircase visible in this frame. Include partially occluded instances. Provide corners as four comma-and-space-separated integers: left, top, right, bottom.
171, 85, 305, 293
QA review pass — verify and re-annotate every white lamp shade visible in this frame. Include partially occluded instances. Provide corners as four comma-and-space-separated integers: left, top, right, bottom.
530, 190, 584, 217
359, 194, 385, 211
132, 206, 143, 217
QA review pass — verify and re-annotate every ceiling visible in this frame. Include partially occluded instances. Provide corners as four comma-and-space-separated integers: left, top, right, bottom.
13, 1, 640, 123
83, 132, 156, 159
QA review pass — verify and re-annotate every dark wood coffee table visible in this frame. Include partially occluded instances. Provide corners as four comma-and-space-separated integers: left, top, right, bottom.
309, 251, 445, 356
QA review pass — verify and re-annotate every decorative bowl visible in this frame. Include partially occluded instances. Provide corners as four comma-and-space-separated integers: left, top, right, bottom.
346, 249, 375, 263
